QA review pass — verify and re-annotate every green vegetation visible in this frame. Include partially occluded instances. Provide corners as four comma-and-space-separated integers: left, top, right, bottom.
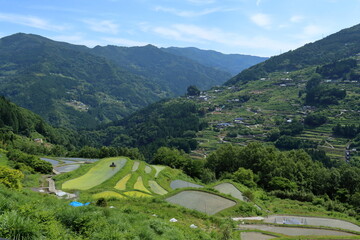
0, 165, 23, 189
1, 23, 360, 240
62, 157, 127, 190
91, 44, 231, 96
84, 99, 205, 159
0, 33, 164, 129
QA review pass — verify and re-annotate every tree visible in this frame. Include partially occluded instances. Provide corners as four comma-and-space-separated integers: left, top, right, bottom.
152, 147, 203, 178
269, 176, 298, 191
186, 85, 200, 96
304, 113, 327, 127
0, 166, 24, 189
205, 144, 242, 177
232, 167, 256, 188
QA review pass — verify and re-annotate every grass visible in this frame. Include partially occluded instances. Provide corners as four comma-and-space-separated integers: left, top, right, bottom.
62, 157, 127, 190
0, 185, 230, 239
0, 149, 8, 166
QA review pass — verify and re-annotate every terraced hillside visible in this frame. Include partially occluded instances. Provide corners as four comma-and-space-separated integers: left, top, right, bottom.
53, 157, 263, 215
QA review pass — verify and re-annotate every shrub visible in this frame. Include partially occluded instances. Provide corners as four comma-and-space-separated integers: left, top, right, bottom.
0, 166, 24, 189
243, 190, 255, 202
0, 210, 41, 240
96, 198, 108, 207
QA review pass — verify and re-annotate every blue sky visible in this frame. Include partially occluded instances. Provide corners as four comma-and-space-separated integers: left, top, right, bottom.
0, 0, 360, 57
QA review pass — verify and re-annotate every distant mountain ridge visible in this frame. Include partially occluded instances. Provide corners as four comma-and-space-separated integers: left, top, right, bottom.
0, 33, 165, 129
162, 47, 267, 76
0, 33, 265, 129
90, 44, 232, 95
227, 23, 360, 85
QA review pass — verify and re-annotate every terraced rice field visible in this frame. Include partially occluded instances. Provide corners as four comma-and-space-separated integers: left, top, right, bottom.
62, 158, 127, 190
132, 161, 140, 171
144, 165, 152, 174
149, 180, 168, 195
41, 158, 59, 166
153, 165, 165, 177
170, 180, 203, 190
166, 190, 236, 215
238, 225, 357, 237
264, 215, 360, 232
55, 164, 81, 173
114, 174, 131, 190
57, 157, 99, 163
93, 191, 125, 199
123, 191, 151, 198
133, 176, 151, 193
213, 183, 245, 201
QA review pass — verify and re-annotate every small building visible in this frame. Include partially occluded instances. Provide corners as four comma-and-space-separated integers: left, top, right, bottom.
217, 122, 232, 128
34, 138, 43, 143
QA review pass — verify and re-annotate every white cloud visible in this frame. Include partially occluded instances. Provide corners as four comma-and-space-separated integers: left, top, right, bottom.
154, 6, 235, 18
52, 34, 102, 47
303, 24, 323, 36
291, 24, 327, 43
102, 37, 148, 46
0, 13, 66, 31
290, 15, 304, 23
150, 24, 296, 56
83, 19, 119, 34
250, 13, 272, 28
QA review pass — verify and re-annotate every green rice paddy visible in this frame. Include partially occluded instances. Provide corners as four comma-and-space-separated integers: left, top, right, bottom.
62, 158, 127, 190
93, 191, 125, 199
114, 174, 131, 190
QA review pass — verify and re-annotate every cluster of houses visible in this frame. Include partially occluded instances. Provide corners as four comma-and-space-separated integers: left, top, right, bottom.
216, 117, 246, 129
66, 100, 89, 111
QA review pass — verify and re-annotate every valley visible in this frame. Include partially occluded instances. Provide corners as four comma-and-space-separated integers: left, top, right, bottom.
1, 22, 360, 239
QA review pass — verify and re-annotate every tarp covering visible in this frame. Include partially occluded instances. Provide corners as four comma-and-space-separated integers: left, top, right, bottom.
69, 201, 90, 207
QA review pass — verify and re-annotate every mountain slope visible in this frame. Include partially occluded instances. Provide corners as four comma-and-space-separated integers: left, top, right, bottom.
227, 23, 360, 85
0, 33, 165, 129
90, 44, 232, 95
0, 96, 80, 154
162, 47, 267, 76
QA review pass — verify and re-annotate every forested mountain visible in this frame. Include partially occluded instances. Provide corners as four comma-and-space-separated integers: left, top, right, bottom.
90, 44, 232, 95
0, 33, 242, 129
0, 96, 80, 154
0, 33, 166, 129
227, 23, 360, 85
82, 99, 206, 159
162, 47, 267, 76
